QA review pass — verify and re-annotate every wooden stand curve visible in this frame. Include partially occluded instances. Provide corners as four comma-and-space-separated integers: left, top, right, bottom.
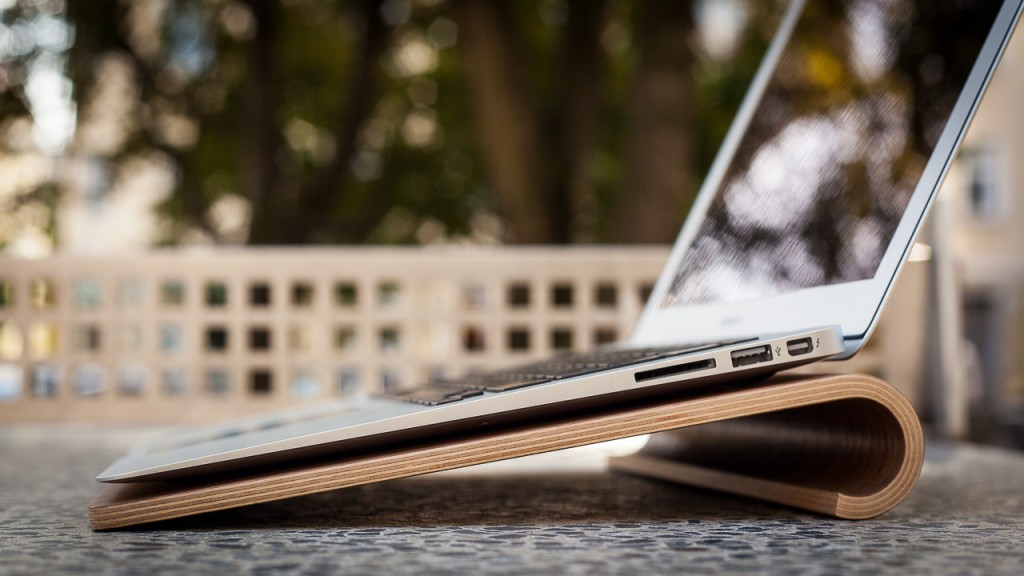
609, 374, 924, 519
89, 373, 923, 530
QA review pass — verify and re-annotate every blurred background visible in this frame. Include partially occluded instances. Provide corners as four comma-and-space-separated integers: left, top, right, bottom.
0, 0, 1022, 449
0, 0, 781, 251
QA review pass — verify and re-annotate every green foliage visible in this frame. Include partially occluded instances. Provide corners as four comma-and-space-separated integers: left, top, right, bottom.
0, 0, 778, 246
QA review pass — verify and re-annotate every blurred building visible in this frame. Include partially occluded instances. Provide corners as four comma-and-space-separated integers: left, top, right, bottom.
936, 19, 1024, 446
1, 5, 1022, 447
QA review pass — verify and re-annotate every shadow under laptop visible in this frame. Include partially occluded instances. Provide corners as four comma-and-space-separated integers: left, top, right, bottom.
132, 472, 797, 531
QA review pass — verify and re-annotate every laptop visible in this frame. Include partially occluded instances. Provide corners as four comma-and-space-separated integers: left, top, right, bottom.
97, 0, 1023, 483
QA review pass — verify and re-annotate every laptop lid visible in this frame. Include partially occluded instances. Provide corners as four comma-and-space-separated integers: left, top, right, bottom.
632, 0, 1023, 356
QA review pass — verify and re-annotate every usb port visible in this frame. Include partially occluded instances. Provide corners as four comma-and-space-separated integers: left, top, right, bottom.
787, 337, 813, 357
730, 344, 773, 367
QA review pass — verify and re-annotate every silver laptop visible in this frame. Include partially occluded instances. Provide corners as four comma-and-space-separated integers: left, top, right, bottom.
98, 0, 1023, 483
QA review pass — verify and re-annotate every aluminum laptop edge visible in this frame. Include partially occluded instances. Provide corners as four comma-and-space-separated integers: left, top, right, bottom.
97, 0, 1023, 483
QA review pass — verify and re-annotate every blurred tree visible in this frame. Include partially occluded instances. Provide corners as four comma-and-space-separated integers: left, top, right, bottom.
613, 1, 696, 243
454, 0, 608, 243
0, 0, 781, 249
0, 0, 72, 252
68, 0, 403, 244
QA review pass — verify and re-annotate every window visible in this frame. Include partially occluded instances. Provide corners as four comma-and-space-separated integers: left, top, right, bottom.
551, 328, 574, 351
507, 283, 531, 308
0, 322, 24, 360
118, 365, 147, 397
963, 289, 1003, 404
249, 326, 272, 351
334, 326, 357, 352
379, 327, 400, 353
334, 282, 358, 307
638, 283, 655, 306
378, 282, 401, 309
73, 325, 102, 353
28, 323, 58, 358
31, 363, 61, 397
335, 368, 360, 395
594, 327, 619, 346
205, 326, 229, 352
289, 326, 312, 352
159, 324, 184, 354
291, 368, 319, 397
205, 368, 231, 396
463, 325, 486, 352
250, 282, 272, 307
73, 364, 106, 397
380, 367, 402, 393
0, 279, 12, 308
161, 281, 185, 306
960, 147, 1004, 221
250, 369, 273, 396
292, 282, 315, 308
30, 278, 56, 309
419, 325, 447, 357
0, 364, 22, 401
118, 279, 143, 307
73, 279, 101, 310
118, 325, 142, 353
205, 282, 228, 307
462, 283, 488, 310
161, 368, 187, 397
552, 283, 574, 308
426, 366, 447, 384
595, 283, 618, 308
507, 327, 531, 352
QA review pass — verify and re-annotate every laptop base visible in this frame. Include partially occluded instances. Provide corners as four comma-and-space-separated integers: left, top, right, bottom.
89, 373, 923, 530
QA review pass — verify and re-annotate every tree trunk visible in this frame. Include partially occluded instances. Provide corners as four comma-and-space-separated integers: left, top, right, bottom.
454, 0, 551, 243
292, 0, 388, 244
241, 0, 286, 244
554, 0, 607, 243
613, 2, 696, 244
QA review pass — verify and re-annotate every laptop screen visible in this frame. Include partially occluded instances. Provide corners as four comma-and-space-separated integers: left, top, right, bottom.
661, 0, 1002, 309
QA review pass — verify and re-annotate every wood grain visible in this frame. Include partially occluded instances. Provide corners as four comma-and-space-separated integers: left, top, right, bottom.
89, 373, 923, 529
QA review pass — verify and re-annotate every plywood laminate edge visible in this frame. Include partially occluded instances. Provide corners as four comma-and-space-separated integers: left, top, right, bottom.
89, 373, 921, 529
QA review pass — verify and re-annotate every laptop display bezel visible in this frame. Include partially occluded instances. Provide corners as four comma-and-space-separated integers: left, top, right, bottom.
632, 0, 1023, 357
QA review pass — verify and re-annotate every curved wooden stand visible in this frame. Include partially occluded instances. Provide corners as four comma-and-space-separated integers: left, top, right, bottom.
89, 373, 923, 530
609, 374, 924, 519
